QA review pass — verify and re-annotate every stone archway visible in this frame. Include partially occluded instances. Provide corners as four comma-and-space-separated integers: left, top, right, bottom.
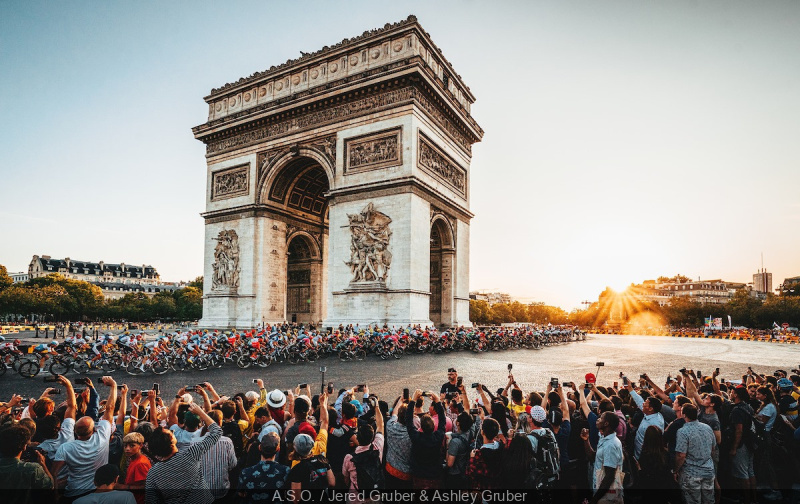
260, 155, 330, 325
430, 216, 455, 327
286, 233, 323, 324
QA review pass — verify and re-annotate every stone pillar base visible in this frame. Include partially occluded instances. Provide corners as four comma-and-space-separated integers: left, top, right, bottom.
198, 293, 257, 330
323, 289, 433, 329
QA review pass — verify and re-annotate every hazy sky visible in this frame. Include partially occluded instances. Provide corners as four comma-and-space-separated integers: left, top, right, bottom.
1, 1, 798, 309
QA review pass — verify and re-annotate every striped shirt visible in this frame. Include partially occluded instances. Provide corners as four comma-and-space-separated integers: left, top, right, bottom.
145, 423, 222, 504
198, 433, 237, 498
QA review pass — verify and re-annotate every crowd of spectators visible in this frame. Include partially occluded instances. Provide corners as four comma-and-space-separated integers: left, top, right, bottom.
0, 364, 799, 504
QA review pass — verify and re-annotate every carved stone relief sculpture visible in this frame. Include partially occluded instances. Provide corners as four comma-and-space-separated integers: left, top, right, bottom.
345, 127, 402, 173
211, 230, 240, 291
211, 165, 249, 200
345, 203, 392, 283
418, 132, 467, 197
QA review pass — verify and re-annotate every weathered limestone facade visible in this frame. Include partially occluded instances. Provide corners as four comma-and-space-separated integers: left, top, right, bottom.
193, 16, 483, 329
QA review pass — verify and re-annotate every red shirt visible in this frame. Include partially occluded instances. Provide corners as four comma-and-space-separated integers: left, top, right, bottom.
126, 455, 152, 504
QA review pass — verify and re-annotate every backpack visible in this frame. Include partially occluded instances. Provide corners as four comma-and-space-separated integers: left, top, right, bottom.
222, 420, 245, 459
304, 455, 332, 489
327, 423, 356, 473
351, 445, 385, 490
749, 416, 766, 452
529, 431, 560, 489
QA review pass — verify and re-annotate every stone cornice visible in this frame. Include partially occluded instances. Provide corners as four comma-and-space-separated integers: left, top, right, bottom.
201, 204, 329, 230
326, 176, 474, 222
201, 177, 473, 224
195, 78, 480, 159
205, 15, 475, 106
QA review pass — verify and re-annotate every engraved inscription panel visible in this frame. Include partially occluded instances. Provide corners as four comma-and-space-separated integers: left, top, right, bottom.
211, 164, 249, 201
417, 132, 467, 198
345, 127, 402, 174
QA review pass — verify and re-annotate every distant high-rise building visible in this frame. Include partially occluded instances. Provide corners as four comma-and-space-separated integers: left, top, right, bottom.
753, 268, 772, 294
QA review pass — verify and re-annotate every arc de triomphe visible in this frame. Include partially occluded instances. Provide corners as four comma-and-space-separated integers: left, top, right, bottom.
193, 16, 483, 329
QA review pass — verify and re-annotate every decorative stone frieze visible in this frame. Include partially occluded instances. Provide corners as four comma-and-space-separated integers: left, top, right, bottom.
211, 164, 250, 201
418, 132, 467, 197
345, 127, 402, 174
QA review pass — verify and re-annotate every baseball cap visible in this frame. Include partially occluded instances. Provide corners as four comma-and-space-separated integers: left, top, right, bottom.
530, 405, 546, 423
548, 409, 563, 426
350, 399, 365, 417
260, 431, 280, 457
293, 433, 315, 457
585, 373, 596, 384
267, 389, 286, 408
778, 378, 793, 390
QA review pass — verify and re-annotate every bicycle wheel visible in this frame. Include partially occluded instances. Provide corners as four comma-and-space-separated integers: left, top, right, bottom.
193, 356, 209, 371
19, 360, 41, 378
151, 356, 169, 375
236, 355, 252, 369
49, 356, 73, 376
355, 348, 366, 361
103, 355, 121, 373
172, 357, 188, 372
72, 358, 91, 375
338, 350, 351, 361
126, 357, 145, 375
306, 350, 318, 363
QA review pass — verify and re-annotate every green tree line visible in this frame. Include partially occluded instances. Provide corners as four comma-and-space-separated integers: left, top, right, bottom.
0, 266, 202, 322
470, 288, 800, 329
469, 300, 570, 326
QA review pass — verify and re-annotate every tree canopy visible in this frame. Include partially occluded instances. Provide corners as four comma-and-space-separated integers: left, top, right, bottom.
0, 266, 202, 322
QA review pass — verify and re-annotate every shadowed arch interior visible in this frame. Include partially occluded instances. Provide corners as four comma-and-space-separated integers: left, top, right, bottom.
268, 158, 329, 219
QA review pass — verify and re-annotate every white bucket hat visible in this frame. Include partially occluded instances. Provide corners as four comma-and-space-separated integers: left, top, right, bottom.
267, 389, 286, 408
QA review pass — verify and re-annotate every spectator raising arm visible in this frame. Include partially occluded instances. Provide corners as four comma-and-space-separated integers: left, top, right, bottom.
197, 385, 212, 412
117, 384, 128, 427
318, 391, 329, 431
168, 390, 184, 426
60, 375, 77, 421
86, 379, 100, 421
203, 382, 220, 402
147, 390, 158, 425
102, 376, 117, 424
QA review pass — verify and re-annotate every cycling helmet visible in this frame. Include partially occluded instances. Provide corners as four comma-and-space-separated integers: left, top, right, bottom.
50, 340, 58, 346
0, 336, 4, 342
14, 339, 21, 345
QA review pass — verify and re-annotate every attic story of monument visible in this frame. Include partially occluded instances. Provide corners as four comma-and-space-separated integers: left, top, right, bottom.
192, 15, 483, 329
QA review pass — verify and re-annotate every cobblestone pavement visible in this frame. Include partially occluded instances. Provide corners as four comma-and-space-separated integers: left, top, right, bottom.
4, 334, 799, 402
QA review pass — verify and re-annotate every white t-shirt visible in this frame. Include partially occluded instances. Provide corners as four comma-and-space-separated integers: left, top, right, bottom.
169, 424, 203, 452
39, 417, 76, 460
54, 419, 113, 497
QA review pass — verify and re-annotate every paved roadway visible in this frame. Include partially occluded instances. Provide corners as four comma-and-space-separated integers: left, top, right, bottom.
4, 334, 800, 402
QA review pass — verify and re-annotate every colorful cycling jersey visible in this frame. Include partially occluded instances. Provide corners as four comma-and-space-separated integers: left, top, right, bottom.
70, 336, 88, 346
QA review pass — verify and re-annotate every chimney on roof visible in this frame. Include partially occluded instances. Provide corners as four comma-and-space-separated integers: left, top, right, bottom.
42, 255, 51, 260
120, 262, 125, 272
